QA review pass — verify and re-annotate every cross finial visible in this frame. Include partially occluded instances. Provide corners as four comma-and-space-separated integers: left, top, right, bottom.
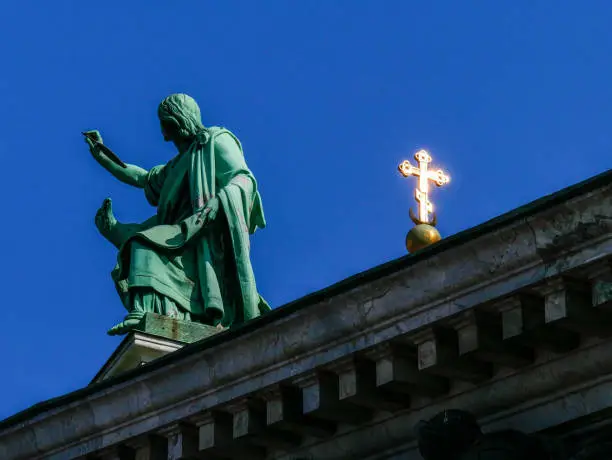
398, 149, 450, 225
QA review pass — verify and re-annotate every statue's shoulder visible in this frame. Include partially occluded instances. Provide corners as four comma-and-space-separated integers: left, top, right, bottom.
208, 127, 242, 152
208, 126, 234, 138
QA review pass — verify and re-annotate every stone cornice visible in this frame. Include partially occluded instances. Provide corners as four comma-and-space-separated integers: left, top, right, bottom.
3, 170, 610, 430
280, 337, 612, 460
1, 175, 612, 459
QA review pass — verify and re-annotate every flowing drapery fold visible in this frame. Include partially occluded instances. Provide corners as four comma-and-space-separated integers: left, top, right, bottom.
110, 127, 269, 327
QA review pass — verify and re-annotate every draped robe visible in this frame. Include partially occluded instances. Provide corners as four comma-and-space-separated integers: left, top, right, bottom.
111, 127, 270, 327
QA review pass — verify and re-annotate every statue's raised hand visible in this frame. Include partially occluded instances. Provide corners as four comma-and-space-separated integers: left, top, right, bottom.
83, 130, 147, 188
84, 130, 104, 161
95, 198, 118, 241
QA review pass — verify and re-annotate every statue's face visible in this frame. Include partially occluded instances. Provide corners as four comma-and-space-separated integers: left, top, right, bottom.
160, 120, 177, 142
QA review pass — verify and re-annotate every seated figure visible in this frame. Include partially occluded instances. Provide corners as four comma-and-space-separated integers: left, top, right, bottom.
86, 93, 270, 335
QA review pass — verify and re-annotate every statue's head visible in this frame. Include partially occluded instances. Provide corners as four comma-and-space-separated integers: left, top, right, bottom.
157, 93, 205, 142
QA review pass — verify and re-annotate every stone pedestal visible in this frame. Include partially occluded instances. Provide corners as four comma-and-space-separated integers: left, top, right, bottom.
91, 313, 223, 384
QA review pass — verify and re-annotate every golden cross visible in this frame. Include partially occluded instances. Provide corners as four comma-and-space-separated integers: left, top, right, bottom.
398, 149, 450, 225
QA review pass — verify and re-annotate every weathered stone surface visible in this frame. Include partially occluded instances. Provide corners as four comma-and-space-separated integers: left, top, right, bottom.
366, 343, 448, 399
196, 411, 265, 459
499, 294, 581, 352
264, 385, 335, 439
538, 278, 612, 337
135, 313, 222, 344
1, 181, 612, 459
124, 435, 166, 460
229, 399, 300, 451
91, 314, 223, 384
293, 371, 372, 424
161, 423, 198, 460
414, 326, 492, 383
275, 339, 612, 459
451, 309, 534, 368
333, 355, 410, 412
91, 332, 184, 384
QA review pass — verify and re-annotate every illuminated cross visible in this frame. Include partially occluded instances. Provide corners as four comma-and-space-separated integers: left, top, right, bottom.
398, 149, 450, 225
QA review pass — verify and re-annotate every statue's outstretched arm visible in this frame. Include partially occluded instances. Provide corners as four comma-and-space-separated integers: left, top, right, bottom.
84, 130, 148, 188
106, 162, 148, 188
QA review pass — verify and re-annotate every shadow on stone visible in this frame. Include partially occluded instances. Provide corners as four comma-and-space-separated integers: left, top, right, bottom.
415, 409, 559, 460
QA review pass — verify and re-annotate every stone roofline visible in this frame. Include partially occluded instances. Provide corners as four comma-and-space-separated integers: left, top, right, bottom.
2, 171, 612, 459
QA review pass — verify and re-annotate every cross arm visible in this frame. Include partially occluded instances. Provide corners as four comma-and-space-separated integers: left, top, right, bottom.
427, 169, 450, 187
398, 160, 420, 177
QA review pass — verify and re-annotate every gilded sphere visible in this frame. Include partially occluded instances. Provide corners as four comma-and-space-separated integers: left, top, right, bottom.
405, 224, 441, 253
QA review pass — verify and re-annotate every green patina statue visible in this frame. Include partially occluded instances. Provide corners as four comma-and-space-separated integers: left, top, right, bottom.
86, 93, 271, 335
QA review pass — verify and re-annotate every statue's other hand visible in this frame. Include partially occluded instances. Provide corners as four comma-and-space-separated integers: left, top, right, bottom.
95, 198, 118, 239
196, 197, 220, 226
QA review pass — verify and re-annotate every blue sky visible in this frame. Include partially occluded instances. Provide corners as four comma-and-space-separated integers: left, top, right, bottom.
1, 1, 611, 420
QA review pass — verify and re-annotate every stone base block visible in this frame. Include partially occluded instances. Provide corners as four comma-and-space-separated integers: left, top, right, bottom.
91, 313, 223, 384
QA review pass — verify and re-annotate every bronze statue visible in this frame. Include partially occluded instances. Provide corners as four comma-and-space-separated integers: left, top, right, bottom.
86, 94, 270, 335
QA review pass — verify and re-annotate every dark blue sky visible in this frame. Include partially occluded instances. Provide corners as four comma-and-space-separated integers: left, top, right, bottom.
1, 1, 611, 419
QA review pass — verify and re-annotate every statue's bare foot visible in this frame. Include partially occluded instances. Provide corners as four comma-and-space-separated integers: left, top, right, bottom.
107, 317, 141, 336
